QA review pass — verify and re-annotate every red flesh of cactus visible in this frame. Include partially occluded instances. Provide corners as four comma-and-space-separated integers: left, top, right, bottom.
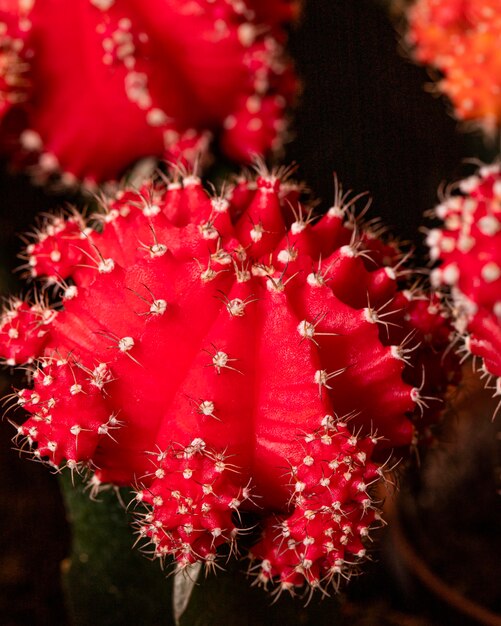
1, 166, 455, 591
0, 0, 296, 184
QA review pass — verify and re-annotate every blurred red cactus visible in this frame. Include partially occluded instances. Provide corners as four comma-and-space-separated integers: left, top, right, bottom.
0, 0, 297, 185
428, 163, 501, 404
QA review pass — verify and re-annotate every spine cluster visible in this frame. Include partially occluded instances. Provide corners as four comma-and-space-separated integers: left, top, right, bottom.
249, 416, 381, 593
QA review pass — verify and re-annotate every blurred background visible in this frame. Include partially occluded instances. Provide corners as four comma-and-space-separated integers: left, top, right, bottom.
1, 1, 499, 625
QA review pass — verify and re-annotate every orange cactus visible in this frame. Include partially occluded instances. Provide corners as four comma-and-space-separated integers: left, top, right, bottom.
408, 0, 501, 129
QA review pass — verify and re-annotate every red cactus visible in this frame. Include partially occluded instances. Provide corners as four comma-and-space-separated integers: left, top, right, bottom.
0, 0, 296, 185
427, 163, 501, 400
1, 166, 455, 591
407, 0, 501, 130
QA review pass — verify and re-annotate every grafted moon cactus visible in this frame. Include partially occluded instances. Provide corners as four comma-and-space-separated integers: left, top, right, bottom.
407, 0, 501, 129
0, 0, 296, 184
427, 163, 501, 403
1, 166, 455, 592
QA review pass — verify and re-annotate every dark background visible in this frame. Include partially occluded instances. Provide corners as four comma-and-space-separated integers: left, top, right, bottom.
0, 2, 496, 625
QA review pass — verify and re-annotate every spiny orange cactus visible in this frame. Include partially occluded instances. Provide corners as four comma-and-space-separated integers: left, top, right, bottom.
408, 0, 501, 129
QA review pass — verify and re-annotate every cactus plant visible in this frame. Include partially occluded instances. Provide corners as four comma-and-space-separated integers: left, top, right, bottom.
407, 0, 501, 131
0, 0, 297, 185
1, 165, 456, 593
427, 163, 501, 406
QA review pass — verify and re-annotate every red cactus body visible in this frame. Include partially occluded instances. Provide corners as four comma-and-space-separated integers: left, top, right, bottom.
407, 0, 501, 129
0, 0, 296, 184
1, 166, 455, 591
427, 164, 501, 397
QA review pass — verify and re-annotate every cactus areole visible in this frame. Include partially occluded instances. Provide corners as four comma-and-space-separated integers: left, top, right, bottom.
0, 0, 296, 184
1, 165, 455, 592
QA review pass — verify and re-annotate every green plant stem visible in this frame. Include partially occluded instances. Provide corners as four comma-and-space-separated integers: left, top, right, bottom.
59, 474, 174, 626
